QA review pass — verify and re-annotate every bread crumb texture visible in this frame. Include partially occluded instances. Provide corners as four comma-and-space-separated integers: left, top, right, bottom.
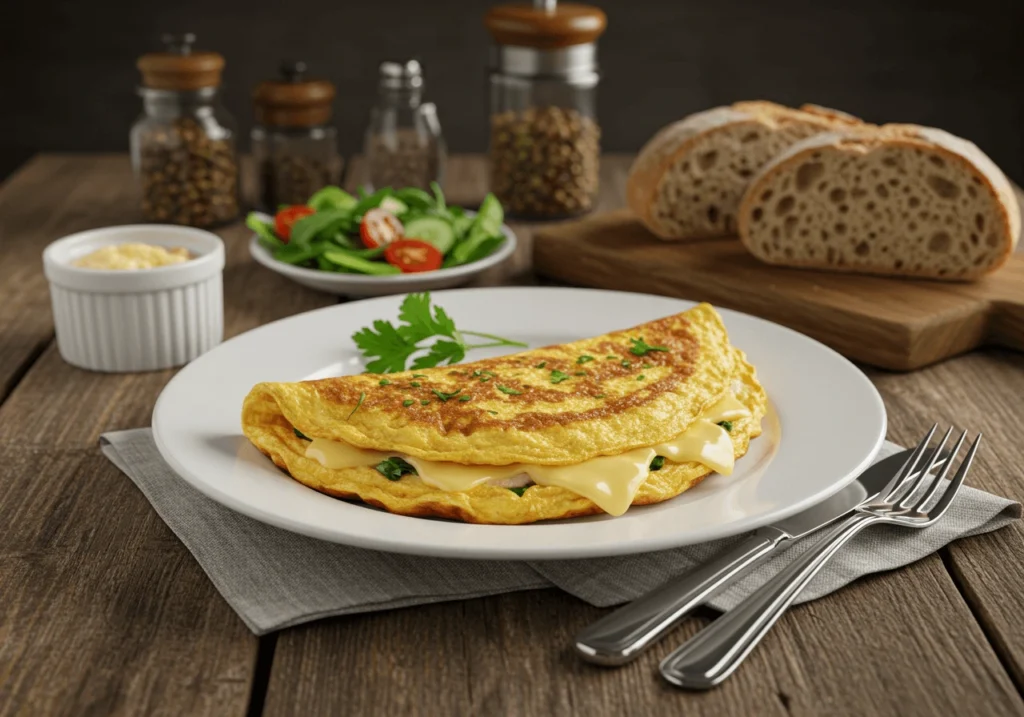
739, 134, 1017, 280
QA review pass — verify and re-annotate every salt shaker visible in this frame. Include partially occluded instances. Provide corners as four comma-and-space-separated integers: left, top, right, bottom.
485, 0, 607, 218
251, 61, 342, 210
131, 33, 240, 227
363, 60, 446, 190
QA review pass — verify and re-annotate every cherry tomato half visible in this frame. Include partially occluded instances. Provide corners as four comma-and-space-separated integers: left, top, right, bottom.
360, 208, 404, 248
384, 239, 443, 273
273, 205, 315, 242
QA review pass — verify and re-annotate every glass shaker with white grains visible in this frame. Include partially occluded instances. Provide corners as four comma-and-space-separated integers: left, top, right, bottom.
363, 60, 446, 190
485, 0, 607, 218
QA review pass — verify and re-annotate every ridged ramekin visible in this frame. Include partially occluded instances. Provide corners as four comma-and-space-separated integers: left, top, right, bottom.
43, 225, 225, 372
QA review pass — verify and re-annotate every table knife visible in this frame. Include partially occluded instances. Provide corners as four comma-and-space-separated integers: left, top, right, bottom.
574, 447, 945, 666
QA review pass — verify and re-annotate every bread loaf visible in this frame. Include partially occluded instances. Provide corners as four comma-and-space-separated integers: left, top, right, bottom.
626, 102, 863, 241
737, 125, 1020, 280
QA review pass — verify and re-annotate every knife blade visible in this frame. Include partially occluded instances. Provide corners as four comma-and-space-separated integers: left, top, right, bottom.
574, 447, 944, 666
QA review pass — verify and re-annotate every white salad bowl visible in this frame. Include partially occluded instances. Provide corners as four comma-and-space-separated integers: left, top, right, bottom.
248, 214, 518, 297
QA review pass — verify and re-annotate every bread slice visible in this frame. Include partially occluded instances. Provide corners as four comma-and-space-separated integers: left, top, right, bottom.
626, 102, 863, 241
737, 125, 1020, 280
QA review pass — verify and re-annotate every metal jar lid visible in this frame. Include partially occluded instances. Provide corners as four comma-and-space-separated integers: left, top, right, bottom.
137, 33, 225, 91
252, 61, 336, 127
484, 1, 606, 79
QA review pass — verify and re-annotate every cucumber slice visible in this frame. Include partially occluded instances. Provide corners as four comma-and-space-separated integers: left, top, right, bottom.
322, 249, 400, 275
403, 216, 456, 254
379, 196, 409, 215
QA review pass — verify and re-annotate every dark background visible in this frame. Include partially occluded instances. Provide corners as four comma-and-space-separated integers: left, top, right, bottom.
5, 0, 1023, 183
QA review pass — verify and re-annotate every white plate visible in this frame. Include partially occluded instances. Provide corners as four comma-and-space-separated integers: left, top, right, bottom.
152, 287, 886, 560
248, 213, 517, 297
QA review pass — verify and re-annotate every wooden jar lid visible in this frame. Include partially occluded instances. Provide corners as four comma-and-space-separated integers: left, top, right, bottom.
252, 61, 336, 127
137, 34, 225, 91
484, 2, 607, 49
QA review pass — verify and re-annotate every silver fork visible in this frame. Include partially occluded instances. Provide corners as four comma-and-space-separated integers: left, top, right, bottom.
660, 425, 981, 690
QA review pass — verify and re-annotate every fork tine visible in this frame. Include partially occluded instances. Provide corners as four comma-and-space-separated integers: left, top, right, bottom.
874, 424, 937, 505
919, 433, 980, 520
897, 426, 953, 509
911, 430, 966, 512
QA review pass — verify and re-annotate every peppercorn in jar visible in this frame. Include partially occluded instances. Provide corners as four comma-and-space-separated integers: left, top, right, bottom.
130, 34, 240, 228
251, 61, 342, 210
484, 1, 606, 219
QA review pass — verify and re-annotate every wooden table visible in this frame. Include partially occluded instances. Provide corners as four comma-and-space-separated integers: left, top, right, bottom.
2, 154, 1023, 717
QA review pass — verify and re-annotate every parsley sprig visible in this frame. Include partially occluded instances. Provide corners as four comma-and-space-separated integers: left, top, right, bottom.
629, 337, 669, 356
352, 293, 527, 373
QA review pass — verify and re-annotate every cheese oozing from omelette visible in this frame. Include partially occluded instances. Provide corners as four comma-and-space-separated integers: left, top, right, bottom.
303, 393, 752, 516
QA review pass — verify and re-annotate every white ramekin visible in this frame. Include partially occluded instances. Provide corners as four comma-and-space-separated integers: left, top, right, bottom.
43, 225, 225, 372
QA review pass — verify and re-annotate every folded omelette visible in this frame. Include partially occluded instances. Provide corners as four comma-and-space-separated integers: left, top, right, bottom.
242, 303, 767, 524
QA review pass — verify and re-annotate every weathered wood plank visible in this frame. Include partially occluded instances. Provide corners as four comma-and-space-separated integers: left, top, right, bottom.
0, 154, 336, 716
867, 350, 1024, 691
263, 552, 1023, 717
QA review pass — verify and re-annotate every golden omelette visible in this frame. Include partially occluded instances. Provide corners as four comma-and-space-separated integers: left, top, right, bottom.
241, 303, 767, 524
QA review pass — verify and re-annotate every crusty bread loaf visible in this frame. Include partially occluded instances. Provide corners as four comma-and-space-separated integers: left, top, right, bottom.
736, 125, 1020, 280
626, 101, 863, 241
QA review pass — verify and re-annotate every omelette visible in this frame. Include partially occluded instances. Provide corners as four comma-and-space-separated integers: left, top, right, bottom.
241, 303, 767, 524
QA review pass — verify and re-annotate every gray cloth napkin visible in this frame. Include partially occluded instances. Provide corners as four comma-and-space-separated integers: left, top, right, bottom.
101, 429, 1019, 635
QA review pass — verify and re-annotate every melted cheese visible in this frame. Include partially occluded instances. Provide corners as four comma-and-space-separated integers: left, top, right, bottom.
304, 391, 754, 516
654, 420, 735, 475
305, 438, 388, 468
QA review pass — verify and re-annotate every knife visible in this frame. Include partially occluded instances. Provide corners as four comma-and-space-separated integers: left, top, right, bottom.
574, 447, 944, 666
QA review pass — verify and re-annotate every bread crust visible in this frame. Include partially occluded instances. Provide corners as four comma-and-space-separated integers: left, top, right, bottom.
737, 126, 1019, 281
626, 102, 865, 241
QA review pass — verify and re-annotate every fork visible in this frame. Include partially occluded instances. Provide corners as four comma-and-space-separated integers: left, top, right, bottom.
660, 425, 981, 690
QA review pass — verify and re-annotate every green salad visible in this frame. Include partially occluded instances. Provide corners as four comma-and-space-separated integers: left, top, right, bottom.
247, 183, 508, 276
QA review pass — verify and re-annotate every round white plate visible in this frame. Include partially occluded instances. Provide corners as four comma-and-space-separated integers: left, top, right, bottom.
249, 213, 517, 297
152, 287, 886, 560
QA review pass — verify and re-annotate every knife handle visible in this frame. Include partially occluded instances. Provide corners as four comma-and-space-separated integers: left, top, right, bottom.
574, 527, 787, 666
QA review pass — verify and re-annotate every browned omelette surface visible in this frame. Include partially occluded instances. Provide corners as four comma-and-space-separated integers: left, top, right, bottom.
242, 303, 767, 523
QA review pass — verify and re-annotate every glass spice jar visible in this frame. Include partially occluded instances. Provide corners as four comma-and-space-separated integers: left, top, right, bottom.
251, 61, 342, 210
484, 1, 606, 219
130, 33, 239, 227
363, 60, 446, 190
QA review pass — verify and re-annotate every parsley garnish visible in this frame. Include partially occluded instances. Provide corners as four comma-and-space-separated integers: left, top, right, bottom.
402, 399, 414, 407
413, 374, 427, 378
718, 420, 734, 432
650, 456, 666, 471
642, 363, 652, 369
575, 371, 587, 376
410, 381, 421, 387
352, 293, 527, 373
550, 370, 571, 384
432, 388, 462, 402
621, 359, 632, 368
509, 486, 529, 497
605, 355, 618, 360
487, 410, 498, 415
348, 392, 365, 419
629, 337, 669, 356
535, 361, 547, 369
577, 355, 595, 364
378, 379, 391, 386
293, 428, 312, 441
375, 457, 417, 481
637, 375, 646, 381
594, 394, 606, 398
497, 385, 522, 395
421, 399, 430, 405
459, 395, 472, 402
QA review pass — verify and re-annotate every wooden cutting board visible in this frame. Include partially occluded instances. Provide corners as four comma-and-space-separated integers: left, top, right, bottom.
533, 209, 1024, 371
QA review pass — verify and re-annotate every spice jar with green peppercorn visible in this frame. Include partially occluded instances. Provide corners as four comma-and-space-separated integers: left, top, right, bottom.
251, 61, 342, 211
484, 0, 606, 219
130, 34, 239, 227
